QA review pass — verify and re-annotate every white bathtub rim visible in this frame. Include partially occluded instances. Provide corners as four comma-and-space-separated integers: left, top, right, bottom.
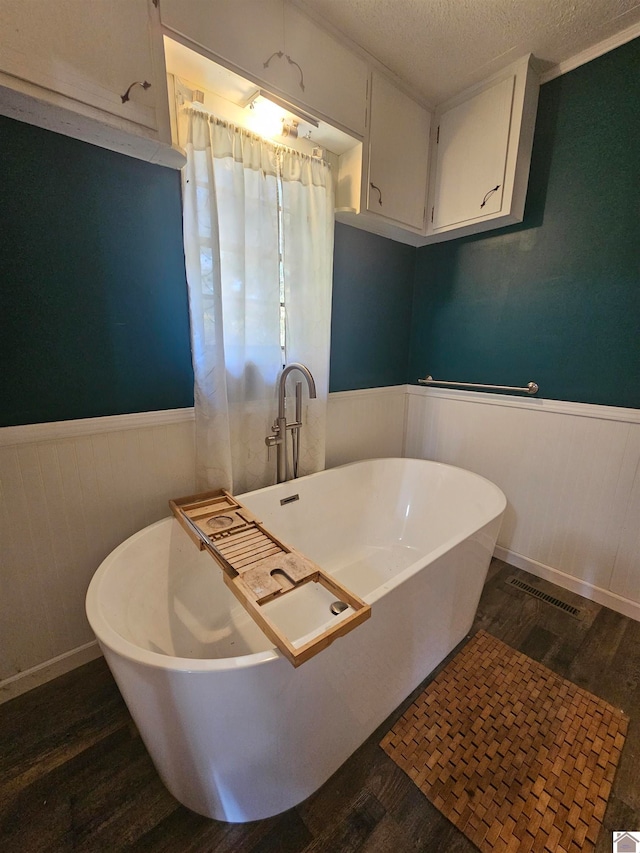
86, 516, 280, 673
86, 457, 506, 674
238, 455, 506, 507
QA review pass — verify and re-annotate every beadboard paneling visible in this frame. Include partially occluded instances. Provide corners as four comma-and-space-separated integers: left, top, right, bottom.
609, 426, 640, 602
405, 386, 640, 618
0, 416, 196, 697
326, 386, 407, 467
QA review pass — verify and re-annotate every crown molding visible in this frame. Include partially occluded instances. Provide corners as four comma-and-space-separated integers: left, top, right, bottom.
540, 19, 640, 84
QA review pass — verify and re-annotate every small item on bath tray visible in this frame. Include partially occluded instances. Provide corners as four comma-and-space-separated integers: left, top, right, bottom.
169, 488, 371, 667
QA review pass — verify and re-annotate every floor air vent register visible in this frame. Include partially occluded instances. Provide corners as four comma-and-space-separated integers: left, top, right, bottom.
505, 575, 584, 618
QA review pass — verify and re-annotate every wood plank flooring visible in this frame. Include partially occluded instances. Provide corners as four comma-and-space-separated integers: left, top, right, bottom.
1, 559, 638, 852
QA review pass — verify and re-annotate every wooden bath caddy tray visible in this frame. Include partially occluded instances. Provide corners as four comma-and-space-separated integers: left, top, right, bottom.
169, 489, 371, 667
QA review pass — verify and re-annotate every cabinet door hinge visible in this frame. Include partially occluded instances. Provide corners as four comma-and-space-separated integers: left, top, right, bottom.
365, 77, 369, 128
436, 125, 440, 144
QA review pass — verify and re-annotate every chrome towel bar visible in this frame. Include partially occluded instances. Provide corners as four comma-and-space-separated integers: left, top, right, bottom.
418, 375, 539, 395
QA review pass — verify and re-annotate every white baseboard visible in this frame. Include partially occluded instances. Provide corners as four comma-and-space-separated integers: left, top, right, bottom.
0, 641, 103, 705
494, 545, 640, 623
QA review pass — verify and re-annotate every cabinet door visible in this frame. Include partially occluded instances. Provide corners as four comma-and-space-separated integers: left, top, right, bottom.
160, 0, 367, 136
431, 75, 514, 231
425, 56, 539, 241
0, 0, 161, 132
282, 4, 367, 135
367, 72, 430, 231
160, 0, 284, 90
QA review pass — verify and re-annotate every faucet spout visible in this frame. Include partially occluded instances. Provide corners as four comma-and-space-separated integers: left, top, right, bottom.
268, 363, 317, 483
277, 362, 316, 419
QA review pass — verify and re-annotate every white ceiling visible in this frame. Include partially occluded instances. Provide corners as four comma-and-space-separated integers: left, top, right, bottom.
294, 0, 640, 104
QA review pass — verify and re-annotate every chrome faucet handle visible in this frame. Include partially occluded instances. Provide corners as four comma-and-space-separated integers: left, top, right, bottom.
265, 433, 278, 462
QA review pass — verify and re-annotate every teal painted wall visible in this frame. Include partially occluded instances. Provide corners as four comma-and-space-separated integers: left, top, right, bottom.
409, 38, 640, 408
329, 223, 416, 391
0, 116, 194, 427
0, 117, 411, 427
2, 36, 638, 427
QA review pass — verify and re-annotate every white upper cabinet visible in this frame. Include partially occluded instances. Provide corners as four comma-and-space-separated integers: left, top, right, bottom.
159, 0, 368, 136
0, 0, 181, 166
337, 58, 538, 247
160, 0, 284, 91
0, 0, 539, 233
283, 3, 367, 136
366, 72, 431, 231
431, 76, 514, 229
425, 55, 540, 242
335, 72, 432, 246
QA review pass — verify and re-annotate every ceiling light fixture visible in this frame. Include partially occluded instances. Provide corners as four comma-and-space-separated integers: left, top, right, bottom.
245, 89, 319, 139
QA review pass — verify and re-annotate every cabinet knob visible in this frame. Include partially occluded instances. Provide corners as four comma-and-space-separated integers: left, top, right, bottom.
370, 182, 383, 206
120, 80, 151, 104
480, 185, 500, 208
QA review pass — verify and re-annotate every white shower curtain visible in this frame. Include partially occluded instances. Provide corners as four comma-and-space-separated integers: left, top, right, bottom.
179, 108, 334, 493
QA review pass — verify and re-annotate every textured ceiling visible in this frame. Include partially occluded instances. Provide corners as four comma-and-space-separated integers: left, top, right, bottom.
294, 0, 640, 104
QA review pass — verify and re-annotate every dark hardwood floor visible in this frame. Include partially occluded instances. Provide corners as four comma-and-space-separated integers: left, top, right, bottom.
1, 559, 638, 852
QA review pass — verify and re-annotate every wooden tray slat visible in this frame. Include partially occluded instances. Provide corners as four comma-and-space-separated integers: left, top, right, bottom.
218, 532, 273, 558
233, 552, 282, 572
232, 546, 283, 569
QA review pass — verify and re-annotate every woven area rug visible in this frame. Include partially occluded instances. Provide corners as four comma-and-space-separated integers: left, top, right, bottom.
381, 630, 628, 853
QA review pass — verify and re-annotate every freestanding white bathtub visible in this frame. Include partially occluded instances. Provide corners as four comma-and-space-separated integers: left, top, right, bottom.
86, 457, 506, 822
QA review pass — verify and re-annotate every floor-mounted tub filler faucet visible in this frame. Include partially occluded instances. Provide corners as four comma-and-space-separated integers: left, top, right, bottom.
266, 363, 317, 483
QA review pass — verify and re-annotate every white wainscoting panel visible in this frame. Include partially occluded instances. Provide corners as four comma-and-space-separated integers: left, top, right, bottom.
0, 411, 196, 701
405, 386, 640, 620
326, 386, 408, 467
609, 425, 640, 603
